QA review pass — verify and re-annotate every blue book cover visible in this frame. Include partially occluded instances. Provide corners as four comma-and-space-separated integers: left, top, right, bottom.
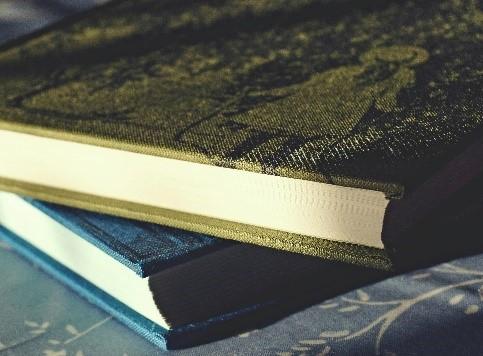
0, 195, 385, 349
1, 234, 481, 355
27, 197, 230, 278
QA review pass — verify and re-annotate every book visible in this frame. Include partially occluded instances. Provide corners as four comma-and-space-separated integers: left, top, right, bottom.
0, 0, 481, 268
0, 192, 384, 348
2, 233, 483, 356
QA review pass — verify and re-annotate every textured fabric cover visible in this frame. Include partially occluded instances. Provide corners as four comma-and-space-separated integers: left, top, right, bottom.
0, 0, 481, 266
27, 198, 228, 277
0, 0, 481, 194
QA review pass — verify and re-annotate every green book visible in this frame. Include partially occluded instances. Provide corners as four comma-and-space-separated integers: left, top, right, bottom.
0, 0, 481, 269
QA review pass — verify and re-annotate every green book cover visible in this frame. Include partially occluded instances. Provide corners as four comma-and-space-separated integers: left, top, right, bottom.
0, 0, 481, 269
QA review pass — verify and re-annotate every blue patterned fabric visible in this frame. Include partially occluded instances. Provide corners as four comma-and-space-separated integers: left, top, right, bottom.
1, 230, 482, 355
27, 199, 228, 277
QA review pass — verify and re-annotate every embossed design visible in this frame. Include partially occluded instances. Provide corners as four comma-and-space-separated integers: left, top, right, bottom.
178, 46, 429, 164
0, 0, 481, 190
6, 69, 135, 122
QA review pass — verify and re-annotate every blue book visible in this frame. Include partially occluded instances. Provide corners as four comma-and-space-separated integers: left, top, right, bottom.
0, 192, 384, 349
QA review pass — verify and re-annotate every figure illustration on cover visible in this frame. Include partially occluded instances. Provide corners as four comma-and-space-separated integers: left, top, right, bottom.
0, 0, 480, 182
177, 46, 429, 164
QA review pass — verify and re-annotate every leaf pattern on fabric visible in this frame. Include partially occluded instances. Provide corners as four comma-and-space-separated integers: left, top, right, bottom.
283, 263, 483, 356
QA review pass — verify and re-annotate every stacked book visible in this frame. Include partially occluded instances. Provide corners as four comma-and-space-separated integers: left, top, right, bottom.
0, 0, 481, 350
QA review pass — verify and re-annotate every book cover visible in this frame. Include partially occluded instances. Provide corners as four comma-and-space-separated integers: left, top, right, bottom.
0, 0, 481, 266
0, 195, 385, 348
27, 197, 229, 278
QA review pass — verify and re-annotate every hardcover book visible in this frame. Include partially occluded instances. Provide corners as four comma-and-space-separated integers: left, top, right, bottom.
0, 192, 384, 348
0, 0, 481, 269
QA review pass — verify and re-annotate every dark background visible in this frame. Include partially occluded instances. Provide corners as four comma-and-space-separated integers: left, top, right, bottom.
0, 0, 108, 44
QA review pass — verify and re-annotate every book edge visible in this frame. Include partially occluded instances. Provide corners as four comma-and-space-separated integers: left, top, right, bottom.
0, 121, 404, 198
0, 225, 169, 350
25, 198, 229, 278
0, 176, 393, 270
0, 226, 306, 349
